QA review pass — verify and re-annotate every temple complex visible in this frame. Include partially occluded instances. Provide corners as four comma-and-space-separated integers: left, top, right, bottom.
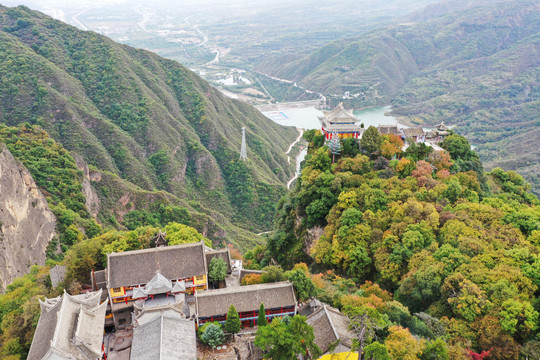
320, 103, 363, 140
27, 233, 329, 359
106, 241, 209, 329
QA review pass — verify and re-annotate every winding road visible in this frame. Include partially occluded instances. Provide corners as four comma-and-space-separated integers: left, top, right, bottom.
286, 129, 305, 189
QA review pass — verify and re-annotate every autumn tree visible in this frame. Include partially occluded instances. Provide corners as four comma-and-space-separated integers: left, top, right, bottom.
385, 326, 422, 360
241, 273, 263, 285
381, 134, 404, 159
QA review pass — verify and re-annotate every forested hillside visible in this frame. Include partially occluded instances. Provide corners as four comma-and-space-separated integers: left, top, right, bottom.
255, 0, 540, 194
243, 129, 540, 358
0, 5, 298, 241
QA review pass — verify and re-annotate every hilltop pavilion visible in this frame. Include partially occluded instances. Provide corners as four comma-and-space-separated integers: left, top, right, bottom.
320, 103, 363, 140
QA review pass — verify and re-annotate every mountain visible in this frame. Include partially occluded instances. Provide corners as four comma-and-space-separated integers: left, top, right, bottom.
254, 0, 540, 194
0, 5, 298, 247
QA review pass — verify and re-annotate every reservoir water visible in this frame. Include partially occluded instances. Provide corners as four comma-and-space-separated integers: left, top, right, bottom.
353, 105, 400, 128
261, 104, 399, 130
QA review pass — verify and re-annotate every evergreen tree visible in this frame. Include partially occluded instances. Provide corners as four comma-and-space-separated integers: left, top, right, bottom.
327, 132, 342, 163
225, 304, 242, 334
258, 303, 267, 326
201, 323, 225, 349
360, 126, 382, 155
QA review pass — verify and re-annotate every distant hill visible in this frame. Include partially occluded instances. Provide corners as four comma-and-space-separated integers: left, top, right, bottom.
254, 0, 540, 194
0, 5, 298, 247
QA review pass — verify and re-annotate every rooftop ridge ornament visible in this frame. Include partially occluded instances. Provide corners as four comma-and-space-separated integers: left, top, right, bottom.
153, 230, 167, 247
239, 127, 248, 161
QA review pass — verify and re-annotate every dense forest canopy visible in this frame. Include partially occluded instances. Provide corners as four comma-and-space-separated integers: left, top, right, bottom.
246, 127, 540, 359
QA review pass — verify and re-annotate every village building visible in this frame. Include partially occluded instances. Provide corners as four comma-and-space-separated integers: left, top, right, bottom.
195, 281, 297, 327
27, 290, 107, 360
320, 103, 363, 140
306, 304, 355, 356
106, 241, 210, 329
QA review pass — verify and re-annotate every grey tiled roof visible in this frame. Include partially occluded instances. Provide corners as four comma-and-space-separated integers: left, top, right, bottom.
324, 103, 358, 124
28, 291, 106, 360
307, 305, 354, 354
107, 242, 207, 288
195, 281, 296, 318
378, 125, 400, 135
130, 314, 196, 360
402, 127, 425, 137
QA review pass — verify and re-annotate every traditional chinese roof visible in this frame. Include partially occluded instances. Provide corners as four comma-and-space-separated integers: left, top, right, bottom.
145, 271, 173, 295
319, 104, 362, 135
205, 248, 232, 274
323, 103, 358, 124
306, 305, 354, 354
436, 121, 449, 131
107, 241, 207, 288
91, 269, 107, 291
28, 290, 106, 360
378, 125, 400, 135
130, 313, 196, 360
402, 127, 425, 137
153, 230, 167, 247
323, 123, 364, 134
195, 281, 296, 318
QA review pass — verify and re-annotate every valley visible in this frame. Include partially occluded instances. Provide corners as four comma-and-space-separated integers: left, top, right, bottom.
0, 1, 538, 360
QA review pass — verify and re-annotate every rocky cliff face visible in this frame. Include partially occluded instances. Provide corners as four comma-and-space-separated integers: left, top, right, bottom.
0, 145, 56, 292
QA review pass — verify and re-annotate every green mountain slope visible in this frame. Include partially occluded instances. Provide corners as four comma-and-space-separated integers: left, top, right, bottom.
258, 130, 540, 357
254, 1, 540, 194
0, 5, 298, 241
